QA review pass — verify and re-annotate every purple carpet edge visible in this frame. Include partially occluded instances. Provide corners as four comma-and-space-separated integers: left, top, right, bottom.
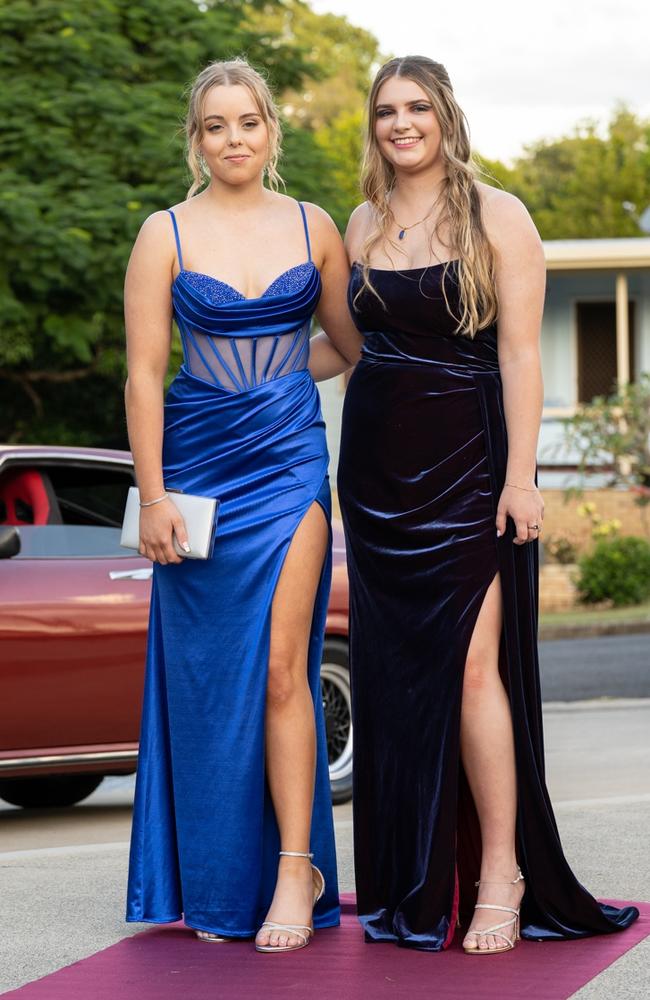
3, 897, 648, 1000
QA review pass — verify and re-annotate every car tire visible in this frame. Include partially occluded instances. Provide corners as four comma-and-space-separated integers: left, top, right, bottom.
0, 774, 104, 809
321, 637, 353, 805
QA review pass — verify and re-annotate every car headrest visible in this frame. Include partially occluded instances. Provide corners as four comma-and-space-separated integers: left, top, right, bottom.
0, 468, 60, 525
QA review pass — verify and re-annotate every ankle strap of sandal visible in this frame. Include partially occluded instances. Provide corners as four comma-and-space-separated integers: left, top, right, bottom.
279, 850, 314, 859
475, 867, 524, 888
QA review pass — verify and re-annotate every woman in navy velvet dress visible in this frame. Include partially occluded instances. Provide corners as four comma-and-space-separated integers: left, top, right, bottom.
123, 59, 358, 953
336, 56, 639, 953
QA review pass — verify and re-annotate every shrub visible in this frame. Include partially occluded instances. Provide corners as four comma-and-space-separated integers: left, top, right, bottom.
562, 374, 650, 493
577, 536, 650, 606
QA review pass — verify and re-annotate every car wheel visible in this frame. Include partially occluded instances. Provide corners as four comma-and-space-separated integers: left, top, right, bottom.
321, 637, 353, 804
0, 774, 104, 809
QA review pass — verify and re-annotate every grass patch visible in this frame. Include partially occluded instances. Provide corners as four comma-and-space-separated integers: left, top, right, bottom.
540, 600, 650, 628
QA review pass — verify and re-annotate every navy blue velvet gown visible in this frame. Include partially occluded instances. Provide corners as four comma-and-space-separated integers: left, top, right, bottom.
337, 260, 638, 950
125, 202, 339, 937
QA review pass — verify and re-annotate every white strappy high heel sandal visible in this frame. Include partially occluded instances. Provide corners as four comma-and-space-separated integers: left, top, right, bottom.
463, 867, 525, 955
255, 850, 325, 954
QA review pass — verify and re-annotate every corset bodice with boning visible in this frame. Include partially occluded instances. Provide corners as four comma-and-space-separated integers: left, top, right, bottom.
167, 203, 321, 393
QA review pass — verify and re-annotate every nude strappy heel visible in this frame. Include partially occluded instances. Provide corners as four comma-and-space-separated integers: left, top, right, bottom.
463, 867, 525, 955
255, 850, 325, 954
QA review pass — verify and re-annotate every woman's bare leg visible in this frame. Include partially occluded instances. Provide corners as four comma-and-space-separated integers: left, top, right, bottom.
254, 502, 329, 950
460, 574, 525, 951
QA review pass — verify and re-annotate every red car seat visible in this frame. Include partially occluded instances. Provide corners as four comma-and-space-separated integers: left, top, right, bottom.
0, 468, 61, 525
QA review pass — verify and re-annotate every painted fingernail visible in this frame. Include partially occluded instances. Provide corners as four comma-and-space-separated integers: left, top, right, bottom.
496, 530, 502, 538
182, 541, 190, 552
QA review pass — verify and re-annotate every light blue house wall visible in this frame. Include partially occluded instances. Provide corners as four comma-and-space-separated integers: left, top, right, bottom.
538, 269, 650, 480
541, 270, 650, 410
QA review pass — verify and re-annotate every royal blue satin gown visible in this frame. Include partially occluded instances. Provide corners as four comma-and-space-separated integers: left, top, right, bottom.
125, 201, 340, 937
337, 261, 638, 950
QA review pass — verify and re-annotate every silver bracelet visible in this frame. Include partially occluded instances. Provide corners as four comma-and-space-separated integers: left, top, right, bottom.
139, 492, 169, 508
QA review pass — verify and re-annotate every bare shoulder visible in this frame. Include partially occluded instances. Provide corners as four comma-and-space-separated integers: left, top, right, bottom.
346, 201, 372, 236
475, 182, 543, 257
344, 202, 373, 260
126, 210, 177, 284
300, 202, 346, 270
135, 209, 176, 250
476, 181, 526, 219
301, 200, 342, 241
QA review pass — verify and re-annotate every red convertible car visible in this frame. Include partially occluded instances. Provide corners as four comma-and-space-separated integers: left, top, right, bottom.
0, 445, 352, 808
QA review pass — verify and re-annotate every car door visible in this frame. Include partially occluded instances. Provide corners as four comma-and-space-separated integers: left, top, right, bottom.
0, 457, 152, 752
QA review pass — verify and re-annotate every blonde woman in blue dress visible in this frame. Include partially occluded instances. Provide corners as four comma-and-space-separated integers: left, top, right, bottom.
124, 58, 361, 953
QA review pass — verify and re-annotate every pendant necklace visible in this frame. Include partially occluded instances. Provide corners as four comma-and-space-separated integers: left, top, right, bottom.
393, 193, 442, 240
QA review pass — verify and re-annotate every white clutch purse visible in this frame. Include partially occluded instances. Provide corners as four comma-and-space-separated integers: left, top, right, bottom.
120, 487, 219, 560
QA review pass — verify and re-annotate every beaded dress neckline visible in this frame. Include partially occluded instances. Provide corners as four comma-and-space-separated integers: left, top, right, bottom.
174, 261, 318, 306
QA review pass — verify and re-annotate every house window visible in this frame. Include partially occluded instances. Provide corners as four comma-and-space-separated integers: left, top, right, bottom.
576, 301, 635, 403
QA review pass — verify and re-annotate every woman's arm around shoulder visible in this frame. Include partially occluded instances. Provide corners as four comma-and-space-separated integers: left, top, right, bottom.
302, 202, 363, 380
124, 210, 189, 564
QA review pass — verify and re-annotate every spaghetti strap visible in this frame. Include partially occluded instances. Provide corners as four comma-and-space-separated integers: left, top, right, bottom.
167, 209, 184, 272
298, 201, 312, 263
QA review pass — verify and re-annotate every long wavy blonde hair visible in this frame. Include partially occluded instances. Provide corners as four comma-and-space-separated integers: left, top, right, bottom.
185, 58, 283, 199
357, 56, 497, 336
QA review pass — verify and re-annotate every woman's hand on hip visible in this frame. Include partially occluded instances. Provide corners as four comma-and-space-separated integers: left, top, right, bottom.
496, 484, 544, 545
138, 498, 190, 564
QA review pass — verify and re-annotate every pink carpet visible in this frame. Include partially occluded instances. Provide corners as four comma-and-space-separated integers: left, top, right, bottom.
5, 896, 649, 1000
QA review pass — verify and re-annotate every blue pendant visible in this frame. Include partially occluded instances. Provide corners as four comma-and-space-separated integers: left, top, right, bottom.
398, 230, 405, 240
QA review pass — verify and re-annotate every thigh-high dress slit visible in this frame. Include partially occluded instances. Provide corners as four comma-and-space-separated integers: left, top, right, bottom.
337, 261, 638, 950
125, 203, 339, 937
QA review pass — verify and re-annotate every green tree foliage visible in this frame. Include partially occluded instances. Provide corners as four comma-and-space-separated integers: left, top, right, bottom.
0, 0, 376, 445
482, 107, 650, 240
315, 110, 364, 221
242, 0, 380, 130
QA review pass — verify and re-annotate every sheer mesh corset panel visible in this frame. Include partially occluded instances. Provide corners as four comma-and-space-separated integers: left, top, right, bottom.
180, 266, 312, 392
167, 203, 319, 394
